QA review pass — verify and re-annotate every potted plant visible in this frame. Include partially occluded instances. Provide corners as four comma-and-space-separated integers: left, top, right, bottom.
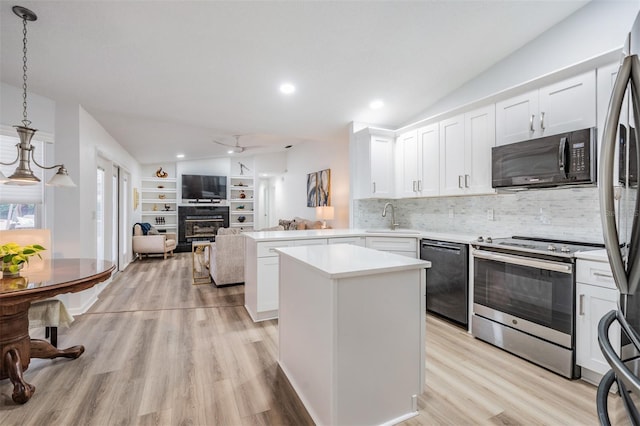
0, 242, 46, 277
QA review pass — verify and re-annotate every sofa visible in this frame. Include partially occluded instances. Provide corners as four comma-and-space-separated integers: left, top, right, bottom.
209, 227, 245, 286
278, 217, 327, 230
132, 223, 177, 259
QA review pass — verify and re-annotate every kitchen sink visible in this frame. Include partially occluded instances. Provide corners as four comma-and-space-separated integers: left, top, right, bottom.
365, 228, 422, 235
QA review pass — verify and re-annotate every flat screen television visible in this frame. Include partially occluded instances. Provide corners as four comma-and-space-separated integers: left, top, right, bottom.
181, 174, 227, 200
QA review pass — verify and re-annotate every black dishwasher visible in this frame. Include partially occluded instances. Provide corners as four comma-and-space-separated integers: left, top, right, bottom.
420, 239, 468, 327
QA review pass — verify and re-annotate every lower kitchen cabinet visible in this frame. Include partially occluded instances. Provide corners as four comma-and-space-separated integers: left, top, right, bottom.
576, 258, 620, 384
245, 233, 419, 322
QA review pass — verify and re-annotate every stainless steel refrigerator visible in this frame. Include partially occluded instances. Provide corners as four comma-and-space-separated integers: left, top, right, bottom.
597, 10, 640, 424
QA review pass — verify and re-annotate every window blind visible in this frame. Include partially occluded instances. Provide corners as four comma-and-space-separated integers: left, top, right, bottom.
0, 131, 45, 204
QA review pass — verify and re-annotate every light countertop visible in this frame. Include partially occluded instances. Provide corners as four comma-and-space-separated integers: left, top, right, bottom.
275, 244, 431, 279
243, 228, 479, 244
575, 248, 609, 262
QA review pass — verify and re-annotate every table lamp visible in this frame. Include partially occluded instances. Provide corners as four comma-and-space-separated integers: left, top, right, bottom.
316, 206, 335, 229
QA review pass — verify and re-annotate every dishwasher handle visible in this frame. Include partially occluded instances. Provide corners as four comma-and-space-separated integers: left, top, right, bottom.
421, 240, 465, 254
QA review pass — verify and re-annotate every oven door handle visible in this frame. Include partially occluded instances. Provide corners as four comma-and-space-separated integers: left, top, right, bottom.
473, 249, 573, 274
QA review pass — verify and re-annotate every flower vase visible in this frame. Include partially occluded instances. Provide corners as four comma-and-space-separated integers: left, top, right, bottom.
2, 262, 24, 278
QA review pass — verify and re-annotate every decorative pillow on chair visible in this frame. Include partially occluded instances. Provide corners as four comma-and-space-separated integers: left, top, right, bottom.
279, 219, 293, 230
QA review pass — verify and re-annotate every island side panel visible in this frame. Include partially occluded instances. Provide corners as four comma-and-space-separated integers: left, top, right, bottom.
244, 237, 259, 321
278, 255, 334, 425
336, 268, 424, 425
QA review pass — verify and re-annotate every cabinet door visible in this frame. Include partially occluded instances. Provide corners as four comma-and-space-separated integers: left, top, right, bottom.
418, 123, 440, 197
495, 90, 539, 145
370, 136, 394, 197
257, 257, 280, 312
464, 105, 496, 195
396, 130, 419, 198
539, 70, 596, 137
439, 114, 466, 196
576, 283, 620, 375
597, 62, 625, 185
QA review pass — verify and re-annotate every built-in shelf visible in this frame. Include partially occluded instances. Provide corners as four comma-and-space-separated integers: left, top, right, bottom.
141, 177, 177, 233
229, 175, 255, 231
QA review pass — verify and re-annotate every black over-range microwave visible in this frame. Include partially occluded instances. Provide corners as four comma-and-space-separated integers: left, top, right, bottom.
492, 127, 596, 189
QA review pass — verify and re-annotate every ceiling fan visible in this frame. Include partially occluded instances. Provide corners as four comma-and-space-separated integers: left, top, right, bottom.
211, 135, 262, 154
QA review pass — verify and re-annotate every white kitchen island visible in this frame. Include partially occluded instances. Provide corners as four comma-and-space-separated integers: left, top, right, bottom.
275, 244, 431, 426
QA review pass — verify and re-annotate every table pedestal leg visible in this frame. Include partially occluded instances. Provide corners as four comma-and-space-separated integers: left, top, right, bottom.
4, 348, 35, 404
30, 339, 84, 359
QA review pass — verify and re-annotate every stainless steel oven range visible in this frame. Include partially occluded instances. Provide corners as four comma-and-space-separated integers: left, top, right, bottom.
471, 236, 602, 379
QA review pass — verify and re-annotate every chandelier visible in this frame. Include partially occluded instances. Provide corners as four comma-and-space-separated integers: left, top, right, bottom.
0, 6, 75, 187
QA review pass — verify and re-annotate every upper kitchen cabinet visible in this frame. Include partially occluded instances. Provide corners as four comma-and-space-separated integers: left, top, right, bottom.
496, 70, 596, 146
396, 123, 439, 198
596, 62, 626, 185
352, 128, 395, 199
440, 105, 496, 196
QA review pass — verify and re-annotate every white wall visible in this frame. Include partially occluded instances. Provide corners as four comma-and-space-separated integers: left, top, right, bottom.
0, 82, 56, 133
52, 104, 140, 259
274, 135, 350, 228
407, 0, 640, 124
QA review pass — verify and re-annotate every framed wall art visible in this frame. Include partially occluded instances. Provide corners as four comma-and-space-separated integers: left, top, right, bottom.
306, 168, 331, 207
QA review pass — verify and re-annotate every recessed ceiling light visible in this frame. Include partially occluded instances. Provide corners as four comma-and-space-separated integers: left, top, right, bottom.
369, 99, 384, 109
227, 150, 234, 154
176, 154, 185, 158
280, 83, 296, 95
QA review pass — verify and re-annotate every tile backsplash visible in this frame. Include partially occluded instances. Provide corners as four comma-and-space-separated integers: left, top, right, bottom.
353, 187, 604, 243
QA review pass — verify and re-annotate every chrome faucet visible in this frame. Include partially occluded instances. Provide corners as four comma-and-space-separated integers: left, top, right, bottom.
382, 202, 399, 230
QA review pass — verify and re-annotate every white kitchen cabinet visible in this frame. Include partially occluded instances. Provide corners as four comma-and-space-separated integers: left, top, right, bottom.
245, 236, 328, 321
396, 123, 439, 198
439, 114, 466, 195
597, 62, 626, 185
496, 71, 596, 146
365, 236, 418, 258
440, 105, 495, 196
464, 105, 496, 195
576, 258, 620, 384
328, 236, 366, 246
352, 128, 394, 199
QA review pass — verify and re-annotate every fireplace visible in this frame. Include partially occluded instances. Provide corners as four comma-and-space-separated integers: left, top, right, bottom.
177, 206, 229, 252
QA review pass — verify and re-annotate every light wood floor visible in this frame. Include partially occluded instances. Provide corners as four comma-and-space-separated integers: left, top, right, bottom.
0, 253, 632, 424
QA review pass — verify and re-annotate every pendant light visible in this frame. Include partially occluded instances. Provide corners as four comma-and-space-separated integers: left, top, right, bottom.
0, 6, 75, 187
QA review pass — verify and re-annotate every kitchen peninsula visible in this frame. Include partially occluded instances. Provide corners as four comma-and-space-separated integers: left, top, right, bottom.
243, 228, 474, 322
276, 244, 430, 425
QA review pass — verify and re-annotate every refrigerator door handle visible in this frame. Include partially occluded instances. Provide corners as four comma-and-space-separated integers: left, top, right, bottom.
625, 54, 640, 294
600, 54, 633, 294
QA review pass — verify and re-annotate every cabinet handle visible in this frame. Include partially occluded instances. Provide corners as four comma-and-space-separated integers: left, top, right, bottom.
579, 294, 585, 316
458, 175, 463, 189
530, 114, 535, 132
594, 271, 613, 279
372, 182, 376, 193
412, 180, 416, 192
418, 180, 422, 191
540, 111, 546, 130
465, 174, 470, 188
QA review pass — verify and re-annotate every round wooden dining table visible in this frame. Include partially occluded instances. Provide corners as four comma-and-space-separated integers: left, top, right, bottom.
0, 258, 115, 404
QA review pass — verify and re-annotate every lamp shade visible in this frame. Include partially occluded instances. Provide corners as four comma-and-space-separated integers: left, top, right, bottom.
46, 167, 76, 187
316, 206, 335, 221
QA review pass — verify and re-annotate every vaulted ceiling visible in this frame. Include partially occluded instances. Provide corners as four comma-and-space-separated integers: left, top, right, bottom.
0, 1, 589, 164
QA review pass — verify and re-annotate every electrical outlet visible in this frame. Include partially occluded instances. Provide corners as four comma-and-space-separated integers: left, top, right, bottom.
448, 208, 454, 218
486, 208, 494, 221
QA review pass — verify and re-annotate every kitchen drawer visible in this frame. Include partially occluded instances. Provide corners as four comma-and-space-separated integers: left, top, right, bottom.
577, 259, 616, 290
292, 238, 327, 247
257, 241, 294, 258
328, 237, 366, 247
365, 236, 418, 253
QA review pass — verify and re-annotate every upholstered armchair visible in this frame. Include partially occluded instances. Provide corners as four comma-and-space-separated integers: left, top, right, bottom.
209, 227, 244, 286
132, 223, 177, 259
